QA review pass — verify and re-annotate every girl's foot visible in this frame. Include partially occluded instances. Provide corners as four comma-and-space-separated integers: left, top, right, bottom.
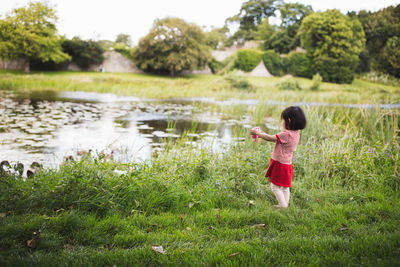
273, 205, 288, 209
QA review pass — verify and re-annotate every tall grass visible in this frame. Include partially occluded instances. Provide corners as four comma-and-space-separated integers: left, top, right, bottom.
0, 105, 399, 266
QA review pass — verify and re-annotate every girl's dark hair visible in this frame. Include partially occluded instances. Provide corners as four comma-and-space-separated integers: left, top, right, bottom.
281, 106, 306, 130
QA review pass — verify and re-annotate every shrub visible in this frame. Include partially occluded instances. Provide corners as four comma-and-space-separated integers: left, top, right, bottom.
280, 56, 291, 74
62, 38, 104, 70
310, 73, 322, 91
262, 50, 282, 76
224, 72, 254, 90
208, 58, 224, 74
277, 78, 302, 90
287, 52, 312, 78
234, 49, 263, 72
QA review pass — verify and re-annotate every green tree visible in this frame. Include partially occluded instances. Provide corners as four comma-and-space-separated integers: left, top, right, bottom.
379, 36, 400, 77
115, 33, 132, 47
131, 17, 210, 75
356, 5, 400, 76
204, 27, 228, 49
299, 9, 365, 83
260, 3, 312, 54
226, 0, 282, 44
62, 37, 104, 70
0, 2, 69, 73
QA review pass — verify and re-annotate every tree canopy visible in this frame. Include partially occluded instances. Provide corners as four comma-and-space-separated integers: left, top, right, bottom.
62, 37, 104, 70
225, 0, 282, 44
299, 9, 365, 83
131, 17, 210, 75
0, 2, 69, 72
259, 3, 313, 54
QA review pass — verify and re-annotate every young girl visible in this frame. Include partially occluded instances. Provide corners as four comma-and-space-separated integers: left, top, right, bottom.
250, 106, 306, 208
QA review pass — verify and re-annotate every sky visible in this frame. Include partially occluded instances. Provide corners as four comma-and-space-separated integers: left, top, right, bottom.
0, 0, 399, 44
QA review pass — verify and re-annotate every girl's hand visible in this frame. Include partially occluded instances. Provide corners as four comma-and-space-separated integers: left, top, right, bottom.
250, 127, 261, 135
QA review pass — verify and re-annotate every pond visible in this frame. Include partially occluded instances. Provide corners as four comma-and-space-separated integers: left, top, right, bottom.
0, 90, 256, 169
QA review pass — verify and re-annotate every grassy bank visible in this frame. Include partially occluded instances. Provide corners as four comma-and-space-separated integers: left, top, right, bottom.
0, 106, 399, 266
0, 70, 399, 104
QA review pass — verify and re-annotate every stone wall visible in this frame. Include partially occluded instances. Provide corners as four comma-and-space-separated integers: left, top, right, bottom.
0, 59, 25, 70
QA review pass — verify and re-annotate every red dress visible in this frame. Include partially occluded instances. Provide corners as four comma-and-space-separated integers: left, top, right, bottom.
265, 131, 299, 188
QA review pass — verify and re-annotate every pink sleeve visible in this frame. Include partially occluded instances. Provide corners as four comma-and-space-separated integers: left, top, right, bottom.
276, 131, 290, 144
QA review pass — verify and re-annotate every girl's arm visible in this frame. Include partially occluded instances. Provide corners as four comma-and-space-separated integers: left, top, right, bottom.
250, 128, 278, 142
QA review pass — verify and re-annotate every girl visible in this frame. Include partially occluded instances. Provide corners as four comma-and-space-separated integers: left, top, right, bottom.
250, 106, 306, 208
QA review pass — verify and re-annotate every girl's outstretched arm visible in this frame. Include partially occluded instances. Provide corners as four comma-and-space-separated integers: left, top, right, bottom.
250, 128, 277, 142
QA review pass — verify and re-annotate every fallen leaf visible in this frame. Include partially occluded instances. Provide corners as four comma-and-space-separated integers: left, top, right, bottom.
254, 224, 266, 228
27, 230, 41, 249
186, 227, 192, 231
216, 214, 221, 223
350, 197, 354, 201
229, 252, 241, 257
180, 214, 184, 222
0, 213, 6, 218
146, 227, 152, 233
68, 204, 74, 210
315, 197, 320, 203
152, 245, 165, 254
339, 223, 348, 231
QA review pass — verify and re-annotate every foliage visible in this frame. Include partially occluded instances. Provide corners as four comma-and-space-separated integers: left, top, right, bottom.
234, 49, 263, 72
131, 17, 210, 75
207, 58, 224, 74
115, 33, 132, 47
299, 9, 366, 83
262, 50, 282, 76
358, 71, 400, 87
62, 37, 104, 70
204, 27, 229, 49
356, 5, 400, 76
224, 72, 254, 90
277, 77, 302, 90
286, 52, 312, 78
310, 73, 322, 91
113, 43, 134, 61
259, 3, 313, 54
226, 0, 283, 43
378, 36, 400, 78
0, 2, 70, 73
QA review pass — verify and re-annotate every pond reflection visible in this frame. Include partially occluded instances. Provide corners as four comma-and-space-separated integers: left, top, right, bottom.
0, 90, 254, 168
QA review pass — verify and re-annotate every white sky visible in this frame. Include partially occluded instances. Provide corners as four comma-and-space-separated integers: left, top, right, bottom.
1, 0, 399, 44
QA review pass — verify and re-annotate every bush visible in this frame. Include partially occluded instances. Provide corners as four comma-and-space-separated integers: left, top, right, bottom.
62, 38, 104, 70
280, 56, 291, 74
208, 58, 224, 74
314, 55, 357, 84
310, 73, 322, 91
262, 50, 282, 76
277, 78, 302, 90
224, 72, 254, 90
113, 43, 134, 61
287, 52, 312, 78
234, 49, 263, 72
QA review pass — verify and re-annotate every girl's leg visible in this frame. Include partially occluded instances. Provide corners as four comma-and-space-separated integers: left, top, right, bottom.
270, 183, 288, 208
282, 187, 290, 206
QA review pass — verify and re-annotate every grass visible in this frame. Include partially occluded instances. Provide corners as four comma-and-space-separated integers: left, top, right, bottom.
0, 102, 399, 266
0, 70, 400, 104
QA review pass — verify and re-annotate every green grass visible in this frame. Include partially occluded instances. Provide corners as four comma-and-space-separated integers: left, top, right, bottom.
0, 70, 399, 104
0, 104, 399, 266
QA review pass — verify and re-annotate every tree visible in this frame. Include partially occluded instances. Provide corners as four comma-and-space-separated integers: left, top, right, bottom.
131, 17, 210, 75
0, 2, 69, 73
356, 5, 400, 75
259, 3, 313, 54
226, 0, 282, 43
298, 9, 365, 83
204, 27, 229, 49
62, 37, 104, 70
115, 34, 132, 47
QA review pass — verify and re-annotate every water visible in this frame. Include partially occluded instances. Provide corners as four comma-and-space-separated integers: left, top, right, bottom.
0, 90, 254, 168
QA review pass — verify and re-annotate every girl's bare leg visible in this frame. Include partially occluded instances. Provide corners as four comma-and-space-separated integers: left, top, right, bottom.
270, 183, 288, 208
282, 187, 290, 206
